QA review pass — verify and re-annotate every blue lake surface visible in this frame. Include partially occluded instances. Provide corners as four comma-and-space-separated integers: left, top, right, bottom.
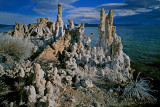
0, 26, 160, 76
84, 26, 160, 64
84, 26, 160, 80
0, 27, 13, 33
1, 26, 160, 104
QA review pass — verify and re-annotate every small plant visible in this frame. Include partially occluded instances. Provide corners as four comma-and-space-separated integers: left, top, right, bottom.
0, 35, 34, 60
0, 80, 10, 96
14, 81, 25, 91
121, 73, 157, 102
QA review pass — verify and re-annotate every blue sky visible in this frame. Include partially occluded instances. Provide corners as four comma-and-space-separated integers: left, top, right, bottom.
0, 0, 160, 25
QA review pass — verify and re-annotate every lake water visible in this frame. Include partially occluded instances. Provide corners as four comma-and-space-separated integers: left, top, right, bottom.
0, 27, 13, 33
84, 26, 160, 80
1, 26, 160, 79
1, 26, 160, 105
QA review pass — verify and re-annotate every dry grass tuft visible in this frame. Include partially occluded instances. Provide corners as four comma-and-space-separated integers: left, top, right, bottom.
121, 73, 157, 102
0, 35, 34, 60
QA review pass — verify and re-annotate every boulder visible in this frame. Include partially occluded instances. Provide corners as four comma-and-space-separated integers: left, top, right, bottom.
80, 79, 93, 88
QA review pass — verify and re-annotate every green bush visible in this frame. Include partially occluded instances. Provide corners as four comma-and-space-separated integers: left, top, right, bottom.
0, 35, 34, 60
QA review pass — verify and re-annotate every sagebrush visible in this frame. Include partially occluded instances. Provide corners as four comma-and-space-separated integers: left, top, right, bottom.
0, 35, 34, 60
121, 73, 157, 102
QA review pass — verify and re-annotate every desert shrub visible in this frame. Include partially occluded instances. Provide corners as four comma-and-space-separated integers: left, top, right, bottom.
14, 81, 25, 91
0, 35, 34, 60
121, 73, 157, 101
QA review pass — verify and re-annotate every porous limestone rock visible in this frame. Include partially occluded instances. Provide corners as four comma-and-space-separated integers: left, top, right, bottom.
68, 24, 85, 44
80, 79, 93, 88
55, 21, 60, 39
28, 23, 37, 31
58, 3, 62, 17
47, 22, 55, 33
30, 18, 51, 37
0, 32, 4, 35
48, 67, 62, 86
28, 86, 37, 105
33, 64, 44, 84
64, 24, 68, 30
0, 3, 134, 106
105, 9, 114, 46
4, 30, 13, 36
51, 33, 71, 54
0, 64, 4, 76
98, 8, 105, 41
18, 67, 25, 78
47, 99, 56, 107
112, 38, 122, 59
34, 45, 57, 63
35, 32, 71, 63
13, 23, 28, 37
9, 102, 14, 107
46, 81, 54, 99
36, 79, 46, 96
68, 19, 74, 29
96, 9, 132, 84
54, 3, 65, 39
33, 46, 38, 54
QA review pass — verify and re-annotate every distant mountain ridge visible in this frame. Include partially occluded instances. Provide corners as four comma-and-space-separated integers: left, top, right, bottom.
0, 24, 14, 28
76, 23, 149, 27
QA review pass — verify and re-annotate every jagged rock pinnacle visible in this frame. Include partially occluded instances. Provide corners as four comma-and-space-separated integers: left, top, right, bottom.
105, 9, 114, 45
58, 3, 62, 17
98, 8, 105, 41
99, 8, 105, 31
68, 19, 74, 29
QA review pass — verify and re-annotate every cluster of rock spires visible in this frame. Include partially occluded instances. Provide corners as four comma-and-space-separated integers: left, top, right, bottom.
0, 3, 134, 107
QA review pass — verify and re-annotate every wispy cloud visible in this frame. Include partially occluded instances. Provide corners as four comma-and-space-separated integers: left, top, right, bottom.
0, 11, 40, 25
114, 9, 137, 16
65, 7, 99, 23
0, 0, 160, 25
97, 3, 127, 7
32, 0, 79, 15
96, 0, 160, 17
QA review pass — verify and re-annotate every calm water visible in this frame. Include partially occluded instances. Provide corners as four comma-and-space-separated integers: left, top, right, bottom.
85, 26, 160, 62
84, 26, 160, 79
1, 26, 160, 78
1, 26, 160, 104
0, 27, 13, 33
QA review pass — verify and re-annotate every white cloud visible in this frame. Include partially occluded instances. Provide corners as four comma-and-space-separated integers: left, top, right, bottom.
32, 0, 79, 15
65, 7, 99, 23
67, 7, 97, 13
149, 5, 160, 9
0, 11, 40, 25
113, 8, 152, 17
114, 8, 151, 16
32, 0, 78, 4
135, 8, 152, 13
97, 3, 127, 7
114, 9, 138, 16
96, 2, 154, 17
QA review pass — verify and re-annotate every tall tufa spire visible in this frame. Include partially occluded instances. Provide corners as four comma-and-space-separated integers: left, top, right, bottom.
58, 3, 62, 17
105, 9, 114, 45
55, 3, 65, 39
98, 8, 105, 41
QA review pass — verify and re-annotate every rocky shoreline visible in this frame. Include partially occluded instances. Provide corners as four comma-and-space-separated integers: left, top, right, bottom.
0, 3, 157, 107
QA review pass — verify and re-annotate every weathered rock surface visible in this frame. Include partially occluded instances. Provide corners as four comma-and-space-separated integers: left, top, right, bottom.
98, 8, 105, 41
0, 3, 135, 107
0, 64, 4, 76
68, 19, 74, 29
34, 45, 57, 63
35, 33, 71, 63
13, 22, 28, 37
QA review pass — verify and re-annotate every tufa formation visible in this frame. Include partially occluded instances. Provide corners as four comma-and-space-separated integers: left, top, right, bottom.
0, 3, 148, 107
